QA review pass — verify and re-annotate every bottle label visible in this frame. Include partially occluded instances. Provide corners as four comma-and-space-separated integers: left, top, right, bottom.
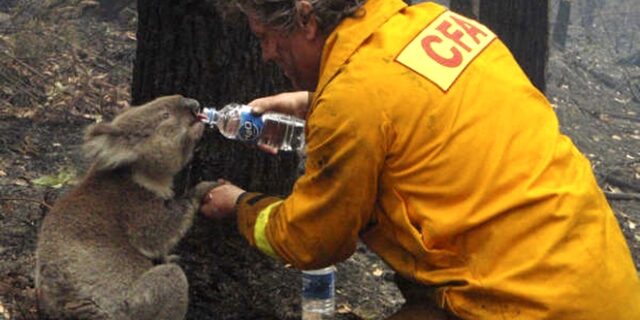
302, 271, 335, 300
237, 110, 264, 142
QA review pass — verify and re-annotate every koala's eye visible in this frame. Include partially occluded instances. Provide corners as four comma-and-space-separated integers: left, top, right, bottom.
162, 112, 171, 119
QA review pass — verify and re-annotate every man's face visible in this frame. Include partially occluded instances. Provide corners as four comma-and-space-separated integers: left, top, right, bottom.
248, 14, 323, 91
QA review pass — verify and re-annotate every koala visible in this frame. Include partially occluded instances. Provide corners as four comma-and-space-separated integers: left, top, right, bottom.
35, 95, 217, 320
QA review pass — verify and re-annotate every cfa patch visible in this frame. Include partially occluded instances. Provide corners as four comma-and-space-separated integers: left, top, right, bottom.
396, 10, 496, 91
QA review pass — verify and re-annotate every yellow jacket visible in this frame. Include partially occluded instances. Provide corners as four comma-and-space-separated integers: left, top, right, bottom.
236, 1, 640, 318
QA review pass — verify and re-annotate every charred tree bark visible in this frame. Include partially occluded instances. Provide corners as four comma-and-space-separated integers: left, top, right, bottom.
478, 1, 549, 92
450, 0, 478, 19
134, 1, 302, 319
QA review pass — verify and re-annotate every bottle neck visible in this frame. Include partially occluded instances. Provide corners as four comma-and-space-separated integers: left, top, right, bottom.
203, 107, 219, 126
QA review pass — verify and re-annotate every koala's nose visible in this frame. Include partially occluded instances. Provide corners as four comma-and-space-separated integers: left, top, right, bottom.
181, 97, 200, 114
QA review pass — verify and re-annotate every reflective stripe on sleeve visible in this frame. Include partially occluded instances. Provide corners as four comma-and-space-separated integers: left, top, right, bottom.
254, 200, 283, 259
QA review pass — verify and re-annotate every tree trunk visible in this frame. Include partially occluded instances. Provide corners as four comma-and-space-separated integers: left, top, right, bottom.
478, 1, 549, 92
134, 0, 303, 318
450, 0, 478, 19
552, 0, 571, 52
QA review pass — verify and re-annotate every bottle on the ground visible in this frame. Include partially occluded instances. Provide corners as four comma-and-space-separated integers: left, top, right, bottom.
201, 103, 305, 153
301, 266, 336, 319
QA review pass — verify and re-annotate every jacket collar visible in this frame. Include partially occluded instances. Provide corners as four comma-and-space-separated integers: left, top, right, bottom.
314, 0, 407, 99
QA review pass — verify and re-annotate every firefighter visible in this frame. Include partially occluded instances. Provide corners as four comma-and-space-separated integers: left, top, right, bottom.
201, 0, 640, 318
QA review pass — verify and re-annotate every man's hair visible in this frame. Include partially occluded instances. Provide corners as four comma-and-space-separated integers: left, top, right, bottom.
231, 0, 365, 35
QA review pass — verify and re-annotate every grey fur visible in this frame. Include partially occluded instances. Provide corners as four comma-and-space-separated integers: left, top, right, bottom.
35, 95, 218, 320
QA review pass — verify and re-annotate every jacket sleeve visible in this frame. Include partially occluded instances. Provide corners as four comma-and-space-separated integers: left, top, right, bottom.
235, 85, 390, 269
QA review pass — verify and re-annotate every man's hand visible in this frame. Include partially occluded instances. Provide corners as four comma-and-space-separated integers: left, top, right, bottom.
248, 91, 312, 120
200, 179, 246, 220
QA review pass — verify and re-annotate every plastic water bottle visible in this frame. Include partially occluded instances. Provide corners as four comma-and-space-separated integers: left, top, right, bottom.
301, 266, 336, 319
201, 103, 305, 153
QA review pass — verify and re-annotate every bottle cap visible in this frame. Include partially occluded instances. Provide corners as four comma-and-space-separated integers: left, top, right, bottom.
201, 107, 217, 125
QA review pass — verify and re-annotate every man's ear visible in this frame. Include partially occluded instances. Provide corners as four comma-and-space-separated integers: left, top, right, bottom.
297, 0, 318, 40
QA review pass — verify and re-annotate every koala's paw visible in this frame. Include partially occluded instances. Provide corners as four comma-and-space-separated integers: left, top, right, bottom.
191, 181, 220, 203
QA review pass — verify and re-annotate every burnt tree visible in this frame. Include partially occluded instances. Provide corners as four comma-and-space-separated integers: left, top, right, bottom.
133, 1, 303, 319
552, 0, 571, 52
449, 0, 478, 19
478, 1, 549, 92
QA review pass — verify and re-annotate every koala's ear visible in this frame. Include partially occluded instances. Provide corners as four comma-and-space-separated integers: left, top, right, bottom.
83, 122, 138, 171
